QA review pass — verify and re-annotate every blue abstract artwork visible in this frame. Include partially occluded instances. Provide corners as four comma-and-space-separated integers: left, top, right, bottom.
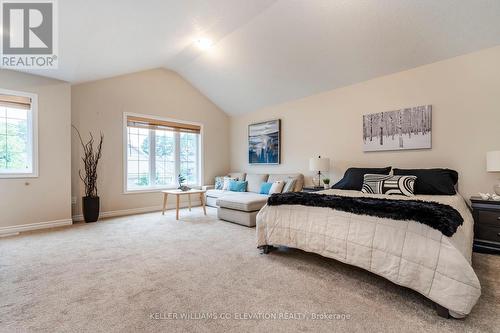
248, 119, 281, 164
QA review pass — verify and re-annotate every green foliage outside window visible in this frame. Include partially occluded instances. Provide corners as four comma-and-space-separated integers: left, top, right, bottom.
0, 119, 29, 170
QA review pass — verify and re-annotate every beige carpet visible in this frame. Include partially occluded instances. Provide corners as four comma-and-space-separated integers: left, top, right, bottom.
1, 207, 499, 333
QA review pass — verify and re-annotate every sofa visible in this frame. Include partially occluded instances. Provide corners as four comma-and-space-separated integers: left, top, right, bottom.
202, 172, 304, 227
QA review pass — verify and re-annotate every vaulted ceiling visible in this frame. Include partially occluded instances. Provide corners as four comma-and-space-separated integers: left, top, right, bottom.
21, 0, 500, 115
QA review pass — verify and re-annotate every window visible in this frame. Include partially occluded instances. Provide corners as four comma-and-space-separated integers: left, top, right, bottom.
124, 114, 201, 192
0, 90, 37, 178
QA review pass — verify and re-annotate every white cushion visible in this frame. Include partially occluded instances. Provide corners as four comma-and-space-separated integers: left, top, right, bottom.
269, 180, 285, 194
216, 193, 268, 212
205, 189, 230, 199
218, 207, 258, 227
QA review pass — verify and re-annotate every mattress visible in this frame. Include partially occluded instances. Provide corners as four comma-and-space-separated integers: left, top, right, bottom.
256, 189, 480, 317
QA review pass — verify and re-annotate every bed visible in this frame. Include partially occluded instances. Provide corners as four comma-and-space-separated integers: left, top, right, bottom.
256, 189, 481, 318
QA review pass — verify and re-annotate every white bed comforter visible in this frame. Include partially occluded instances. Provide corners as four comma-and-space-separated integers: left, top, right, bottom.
256, 189, 481, 317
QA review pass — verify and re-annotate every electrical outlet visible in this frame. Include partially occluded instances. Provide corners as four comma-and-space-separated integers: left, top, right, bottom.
71, 196, 77, 205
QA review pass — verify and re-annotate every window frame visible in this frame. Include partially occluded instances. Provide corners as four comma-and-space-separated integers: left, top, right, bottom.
122, 112, 203, 194
0, 88, 38, 179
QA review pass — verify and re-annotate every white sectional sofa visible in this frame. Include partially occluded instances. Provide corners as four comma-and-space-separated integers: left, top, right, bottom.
203, 172, 304, 227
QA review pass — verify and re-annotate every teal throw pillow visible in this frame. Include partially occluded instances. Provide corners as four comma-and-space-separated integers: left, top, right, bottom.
259, 182, 273, 195
229, 180, 247, 192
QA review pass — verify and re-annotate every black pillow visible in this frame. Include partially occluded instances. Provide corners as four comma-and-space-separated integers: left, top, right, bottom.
332, 167, 392, 191
393, 168, 458, 195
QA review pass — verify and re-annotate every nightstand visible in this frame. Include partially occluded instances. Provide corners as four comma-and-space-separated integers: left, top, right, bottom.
302, 186, 325, 193
471, 197, 500, 254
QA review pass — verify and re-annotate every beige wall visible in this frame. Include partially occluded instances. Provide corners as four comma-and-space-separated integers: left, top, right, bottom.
230, 46, 500, 201
0, 70, 71, 228
71, 68, 230, 216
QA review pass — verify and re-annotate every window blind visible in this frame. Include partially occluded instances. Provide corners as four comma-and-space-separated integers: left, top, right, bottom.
0, 94, 32, 110
126, 116, 200, 134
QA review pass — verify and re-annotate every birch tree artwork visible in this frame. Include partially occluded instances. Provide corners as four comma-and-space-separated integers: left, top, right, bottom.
363, 105, 432, 152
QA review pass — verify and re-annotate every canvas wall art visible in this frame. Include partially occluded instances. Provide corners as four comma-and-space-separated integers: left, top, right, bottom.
248, 119, 281, 164
363, 105, 432, 152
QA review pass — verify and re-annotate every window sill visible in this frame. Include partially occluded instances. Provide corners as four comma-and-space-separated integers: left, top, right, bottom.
0, 173, 38, 179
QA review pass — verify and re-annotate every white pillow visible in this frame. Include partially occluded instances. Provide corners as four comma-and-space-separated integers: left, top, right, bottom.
269, 180, 285, 194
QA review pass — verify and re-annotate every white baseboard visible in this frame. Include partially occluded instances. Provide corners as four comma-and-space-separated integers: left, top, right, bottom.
0, 202, 204, 236
0, 232, 20, 238
0, 219, 73, 236
72, 200, 202, 222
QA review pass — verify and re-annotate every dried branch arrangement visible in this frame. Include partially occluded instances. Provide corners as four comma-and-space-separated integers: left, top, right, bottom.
72, 125, 104, 198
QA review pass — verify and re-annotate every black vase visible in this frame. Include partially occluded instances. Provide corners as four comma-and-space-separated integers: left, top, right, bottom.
82, 196, 100, 222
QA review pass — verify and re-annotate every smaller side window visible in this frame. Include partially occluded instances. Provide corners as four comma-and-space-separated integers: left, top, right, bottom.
0, 90, 38, 178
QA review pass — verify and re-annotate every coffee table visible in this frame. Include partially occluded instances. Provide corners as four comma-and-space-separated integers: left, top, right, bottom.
161, 189, 207, 220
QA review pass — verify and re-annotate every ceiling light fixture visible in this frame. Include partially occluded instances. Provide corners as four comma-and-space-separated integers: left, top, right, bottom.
195, 38, 213, 50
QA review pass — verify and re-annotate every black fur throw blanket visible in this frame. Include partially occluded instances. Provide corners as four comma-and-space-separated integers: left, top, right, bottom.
267, 192, 463, 237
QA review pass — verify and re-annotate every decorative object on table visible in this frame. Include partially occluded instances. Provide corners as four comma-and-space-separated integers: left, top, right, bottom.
487, 151, 500, 195
178, 174, 191, 191
309, 156, 330, 187
73, 125, 103, 223
322, 178, 330, 189
363, 105, 432, 152
470, 196, 500, 254
480, 193, 500, 201
248, 119, 281, 164
479, 192, 491, 200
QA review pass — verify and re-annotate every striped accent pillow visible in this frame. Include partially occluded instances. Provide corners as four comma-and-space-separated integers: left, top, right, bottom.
361, 174, 417, 197
282, 178, 297, 193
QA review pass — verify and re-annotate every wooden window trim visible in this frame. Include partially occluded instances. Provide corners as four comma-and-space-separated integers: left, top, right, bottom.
127, 116, 200, 133
0, 94, 32, 110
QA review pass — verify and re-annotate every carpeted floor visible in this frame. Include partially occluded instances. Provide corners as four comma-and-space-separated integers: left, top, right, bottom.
1, 207, 499, 332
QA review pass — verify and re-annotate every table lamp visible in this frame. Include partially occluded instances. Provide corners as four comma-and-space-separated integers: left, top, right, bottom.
487, 151, 500, 195
309, 156, 330, 188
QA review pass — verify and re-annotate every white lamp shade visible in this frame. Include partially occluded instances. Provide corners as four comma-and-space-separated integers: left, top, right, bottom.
487, 151, 500, 172
309, 157, 330, 172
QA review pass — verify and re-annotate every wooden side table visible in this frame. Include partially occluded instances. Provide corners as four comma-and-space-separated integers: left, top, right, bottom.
162, 189, 207, 220
471, 196, 500, 254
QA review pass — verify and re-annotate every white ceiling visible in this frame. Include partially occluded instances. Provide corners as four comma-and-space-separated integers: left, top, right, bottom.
25, 0, 276, 84
20, 0, 500, 115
